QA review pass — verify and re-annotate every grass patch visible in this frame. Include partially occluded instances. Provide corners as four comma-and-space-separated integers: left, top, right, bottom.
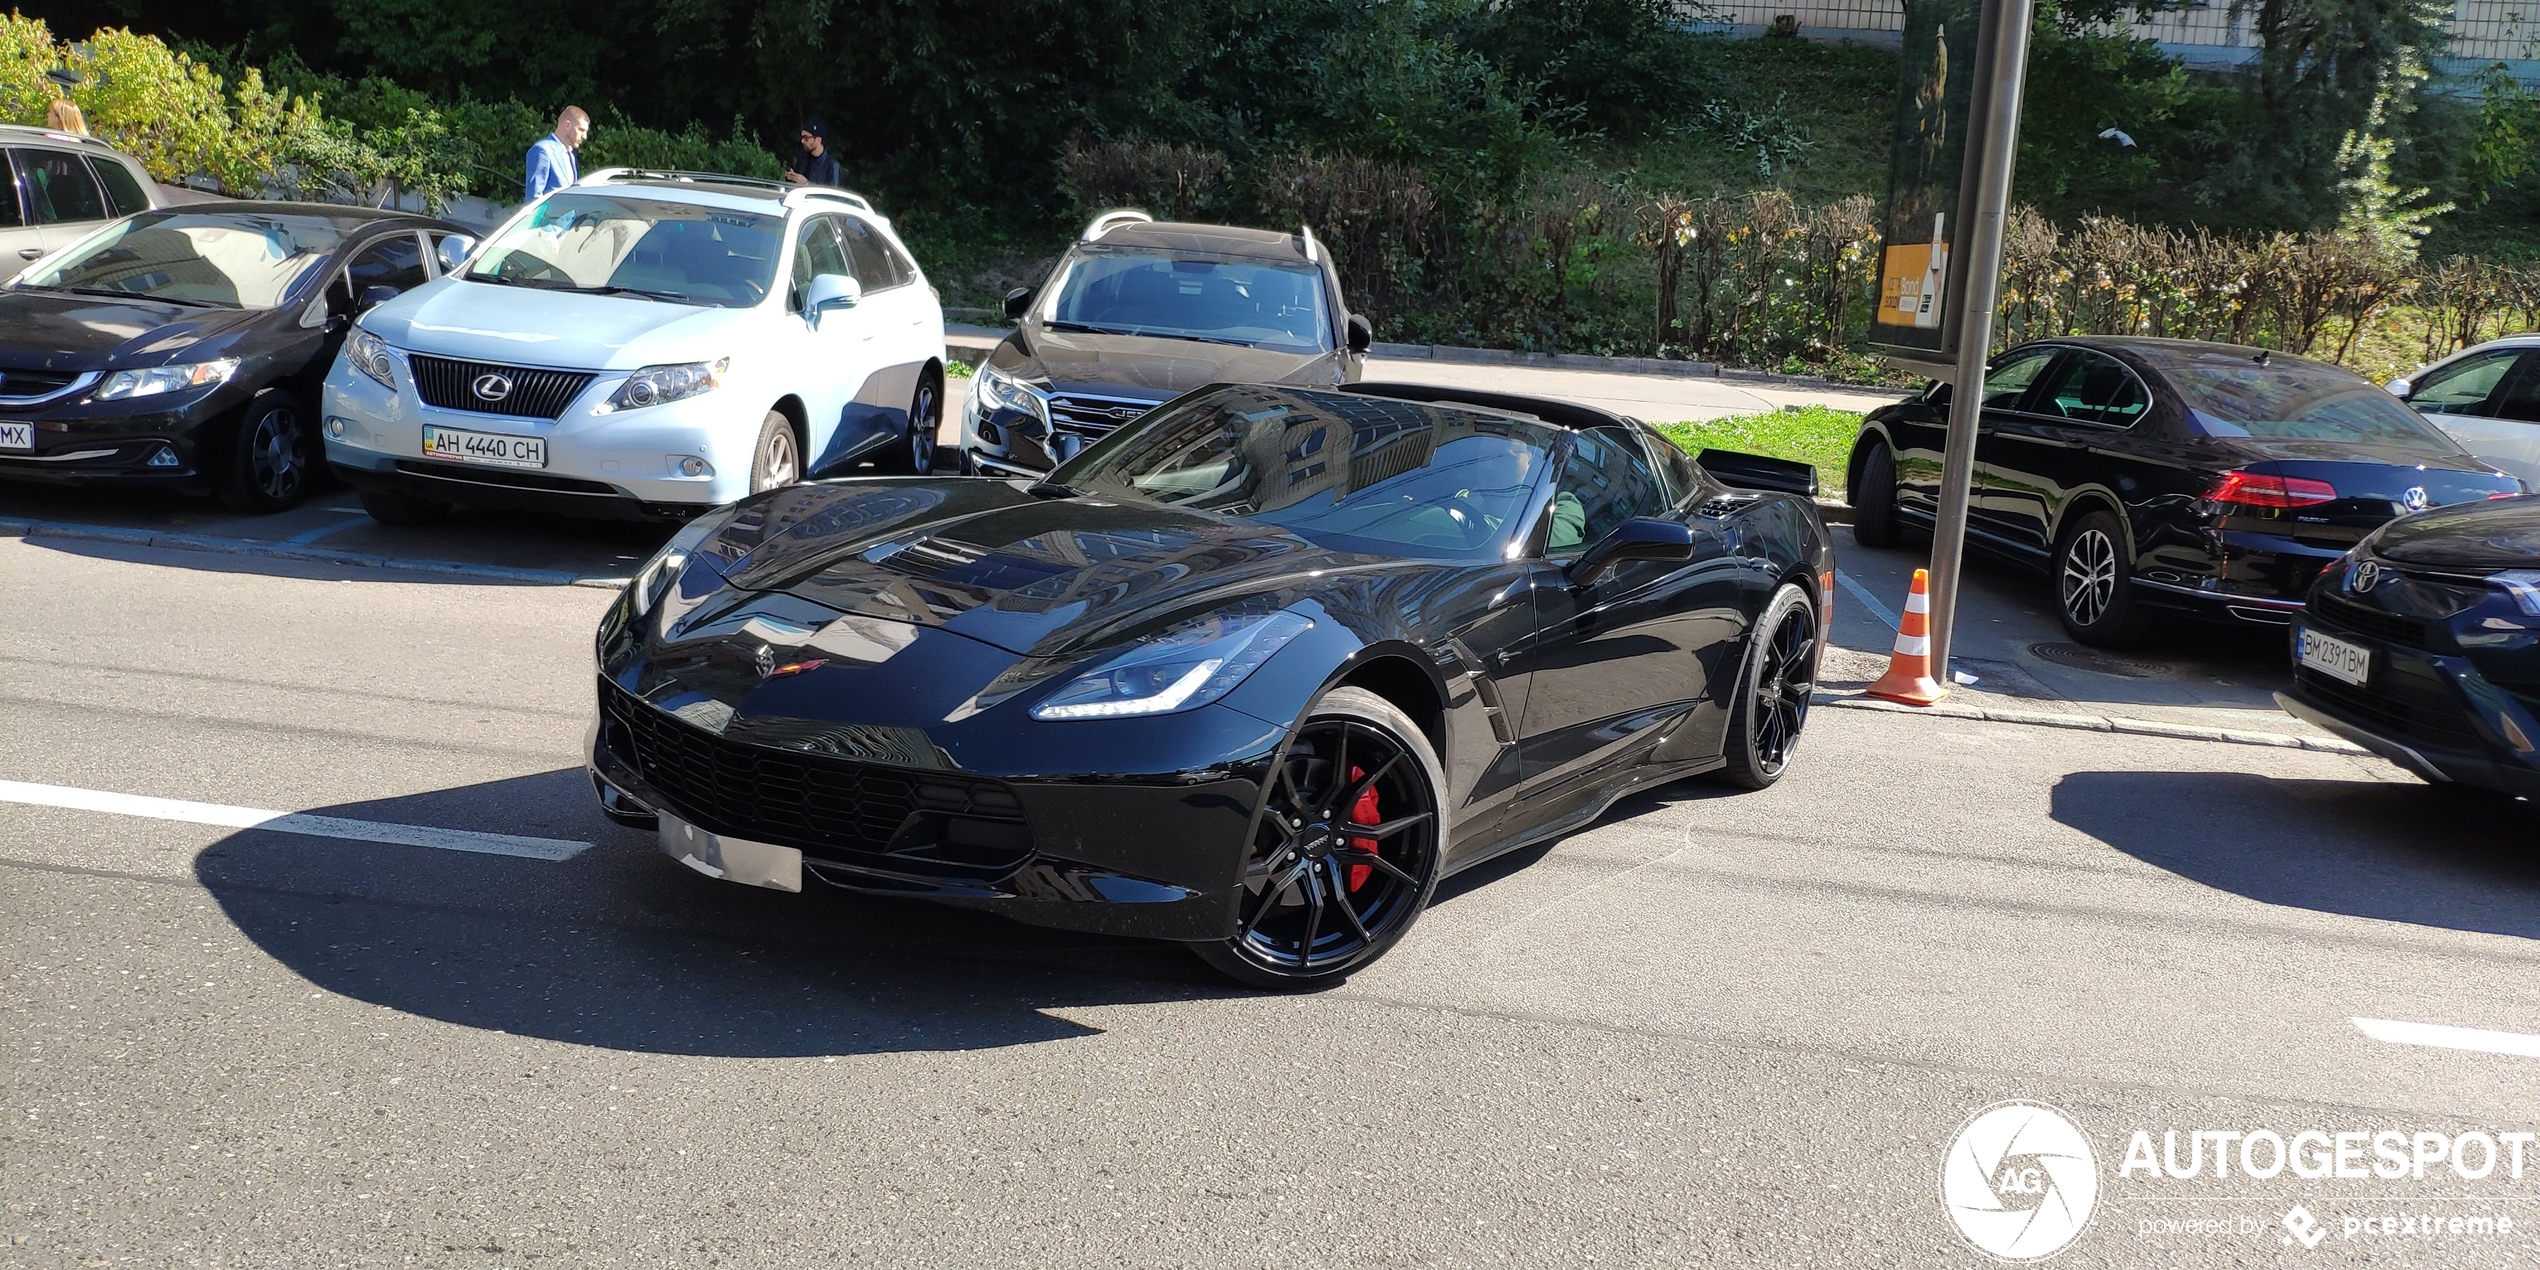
1653, 406, 1863, 499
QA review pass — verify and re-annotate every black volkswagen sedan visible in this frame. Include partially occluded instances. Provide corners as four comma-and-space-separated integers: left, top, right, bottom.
957, 213, 1371, 477
0, 202, 473, 512
2278, 495, 2540, 800
591, 382, 1832, 986
1848, 338, 2524, 645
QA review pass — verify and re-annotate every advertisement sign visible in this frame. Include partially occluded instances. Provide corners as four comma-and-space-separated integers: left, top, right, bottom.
1875, 0, 1982, 360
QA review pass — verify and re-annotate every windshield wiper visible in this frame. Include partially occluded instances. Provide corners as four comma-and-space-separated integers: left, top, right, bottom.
1027, 480, 1085, 500
577, 285, 711, 305
1047, 320, 1254, 348
34, 285, 233, 309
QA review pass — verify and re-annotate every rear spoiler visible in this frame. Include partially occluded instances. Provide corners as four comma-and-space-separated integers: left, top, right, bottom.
1698, 449, 1818, 498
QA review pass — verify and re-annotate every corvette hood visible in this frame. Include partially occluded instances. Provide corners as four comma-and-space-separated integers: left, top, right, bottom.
698, 480, 1373, 658
2372, 494, 2540, 570
366, 277, 742, 369
996, 325, 1342, 398
0, 290, 267, 370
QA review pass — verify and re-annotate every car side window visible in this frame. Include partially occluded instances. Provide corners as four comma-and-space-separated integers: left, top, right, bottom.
1546, 427, 1672, 557
347, 234, 428, 297
87, 157, 148, 217
13, 149, 105, 225
0, 156, 20, 229
2475, 352, 2540, 423
1627, 426, 1702, 506
1980, 348, 2058, 411
2409, 349, 2519, 416
837, 216, 900, 290
2034, 349, 2151, 427
788, 215, 850, 313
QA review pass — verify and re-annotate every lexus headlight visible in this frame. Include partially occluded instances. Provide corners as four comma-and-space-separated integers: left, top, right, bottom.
1029, 609, 1313, 720
94, 358, 241, 401
346, 328, 396, 389
602, 358, 727, 414
972, 364, 1050, 429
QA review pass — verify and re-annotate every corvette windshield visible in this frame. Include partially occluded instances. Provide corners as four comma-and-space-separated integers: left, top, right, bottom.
14, 212, 347, 309
1042, 247, 1332, 352
1052, 387, 1555, 559
466, 193, 779, 308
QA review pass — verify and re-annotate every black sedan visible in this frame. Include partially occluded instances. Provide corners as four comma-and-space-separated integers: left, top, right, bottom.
589, 382, 1832, 986
1848, 337, 2524, 645
0, 201, 474, 512
2278, 495, 2540, 800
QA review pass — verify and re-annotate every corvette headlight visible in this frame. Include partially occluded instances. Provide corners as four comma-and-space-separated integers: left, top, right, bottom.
94, 358, 241, 401
1029, 609, 1313, 720
972, 364, 1050, 430
628, 513, 725, 620
345, 328, 396, 389
601, 358, 727, 413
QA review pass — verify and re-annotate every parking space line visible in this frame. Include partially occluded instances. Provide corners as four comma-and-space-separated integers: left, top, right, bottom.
2353, 1016, 2540, 1058
281, 515, 371, 546
0, 779, 590, 862
1835, 569, 1901, 630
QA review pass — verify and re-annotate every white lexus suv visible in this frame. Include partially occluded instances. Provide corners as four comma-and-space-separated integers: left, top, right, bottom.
323, 169, 948, 523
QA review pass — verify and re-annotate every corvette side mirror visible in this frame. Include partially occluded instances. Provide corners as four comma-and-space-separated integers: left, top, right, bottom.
806, 272, 861, 326
1345, 313, 1373, 354
1569, 517, 1695, 586
1003, 287, 1032, 321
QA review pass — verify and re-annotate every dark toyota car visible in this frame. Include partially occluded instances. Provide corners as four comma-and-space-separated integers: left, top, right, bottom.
591, 383, 1831, 986
1848, 337, 2524, 645
2278, 496, 2540, 799
0, 202, 473, 512
957, 212, 1372, 476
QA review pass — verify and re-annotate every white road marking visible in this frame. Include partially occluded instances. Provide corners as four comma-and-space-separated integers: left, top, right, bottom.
1835, 568, 1902, 631
0, 779, 589, 862
2353, 1016, 2540, 1058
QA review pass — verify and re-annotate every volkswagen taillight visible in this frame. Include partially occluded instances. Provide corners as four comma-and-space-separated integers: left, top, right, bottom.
2207, 470, 2338, 508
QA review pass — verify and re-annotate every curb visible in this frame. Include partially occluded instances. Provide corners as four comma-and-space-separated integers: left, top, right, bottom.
1813, 692, 2367, 755
0, 517, 632, 589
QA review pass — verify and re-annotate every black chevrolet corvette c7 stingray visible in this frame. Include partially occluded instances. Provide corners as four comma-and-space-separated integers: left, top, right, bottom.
588, 381, 1835, 986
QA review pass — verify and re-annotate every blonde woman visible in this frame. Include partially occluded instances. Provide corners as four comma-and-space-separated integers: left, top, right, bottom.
42, 68, 85, 135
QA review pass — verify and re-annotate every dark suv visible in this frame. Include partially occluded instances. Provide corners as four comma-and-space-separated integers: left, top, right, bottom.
958, 212, 1372, 475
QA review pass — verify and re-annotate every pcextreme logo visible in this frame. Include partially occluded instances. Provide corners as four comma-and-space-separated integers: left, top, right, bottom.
1940, 1101, 2101, 1261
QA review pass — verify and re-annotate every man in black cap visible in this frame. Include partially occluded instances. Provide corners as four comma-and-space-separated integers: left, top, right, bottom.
784, 121, 842, 187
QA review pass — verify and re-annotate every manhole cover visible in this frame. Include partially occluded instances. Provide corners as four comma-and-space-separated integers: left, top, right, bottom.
2027, 642, 2157, 678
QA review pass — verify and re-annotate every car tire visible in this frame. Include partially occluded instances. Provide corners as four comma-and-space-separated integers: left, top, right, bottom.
213, 389, 316, 514
358, 488, 451, 526
749, 410, 800, 493
1850, 440, 1901, 549
2055, 509, 2154, 647
885, 374, 942, 474
1713, 583, 1818, 790
1193, 686, 1445, 990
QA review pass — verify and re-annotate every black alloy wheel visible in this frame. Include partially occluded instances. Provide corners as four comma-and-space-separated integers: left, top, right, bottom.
750, 410, 800, 493
216, 389, 314, 513
1715, 583, 1817, 789
2054, 509, 2152, 647
1195, 687, 1444, 989
891, 375, 942, 474
1850, 440, 1901, 549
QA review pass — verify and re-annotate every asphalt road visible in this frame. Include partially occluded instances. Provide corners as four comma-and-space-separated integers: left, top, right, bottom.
5, 531, 2538, 1269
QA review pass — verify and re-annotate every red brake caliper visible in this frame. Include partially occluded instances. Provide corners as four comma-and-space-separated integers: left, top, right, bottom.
1346, 765, 1378, 890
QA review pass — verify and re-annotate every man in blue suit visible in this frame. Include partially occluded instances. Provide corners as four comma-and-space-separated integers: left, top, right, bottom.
524, 107, 590, 201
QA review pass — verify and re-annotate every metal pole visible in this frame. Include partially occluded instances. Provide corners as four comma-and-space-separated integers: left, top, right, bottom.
1926, 0, 2035, 683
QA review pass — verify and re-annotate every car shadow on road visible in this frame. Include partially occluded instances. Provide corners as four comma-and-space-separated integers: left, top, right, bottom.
193, 768, 1239, 1060
2051, 771, 2540, 939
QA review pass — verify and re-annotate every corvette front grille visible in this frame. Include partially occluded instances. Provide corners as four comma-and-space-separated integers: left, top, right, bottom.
598, 679, 1031, 882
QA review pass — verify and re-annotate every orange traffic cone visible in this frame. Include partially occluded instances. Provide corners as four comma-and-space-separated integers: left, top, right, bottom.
1865, 568, 1948, 706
